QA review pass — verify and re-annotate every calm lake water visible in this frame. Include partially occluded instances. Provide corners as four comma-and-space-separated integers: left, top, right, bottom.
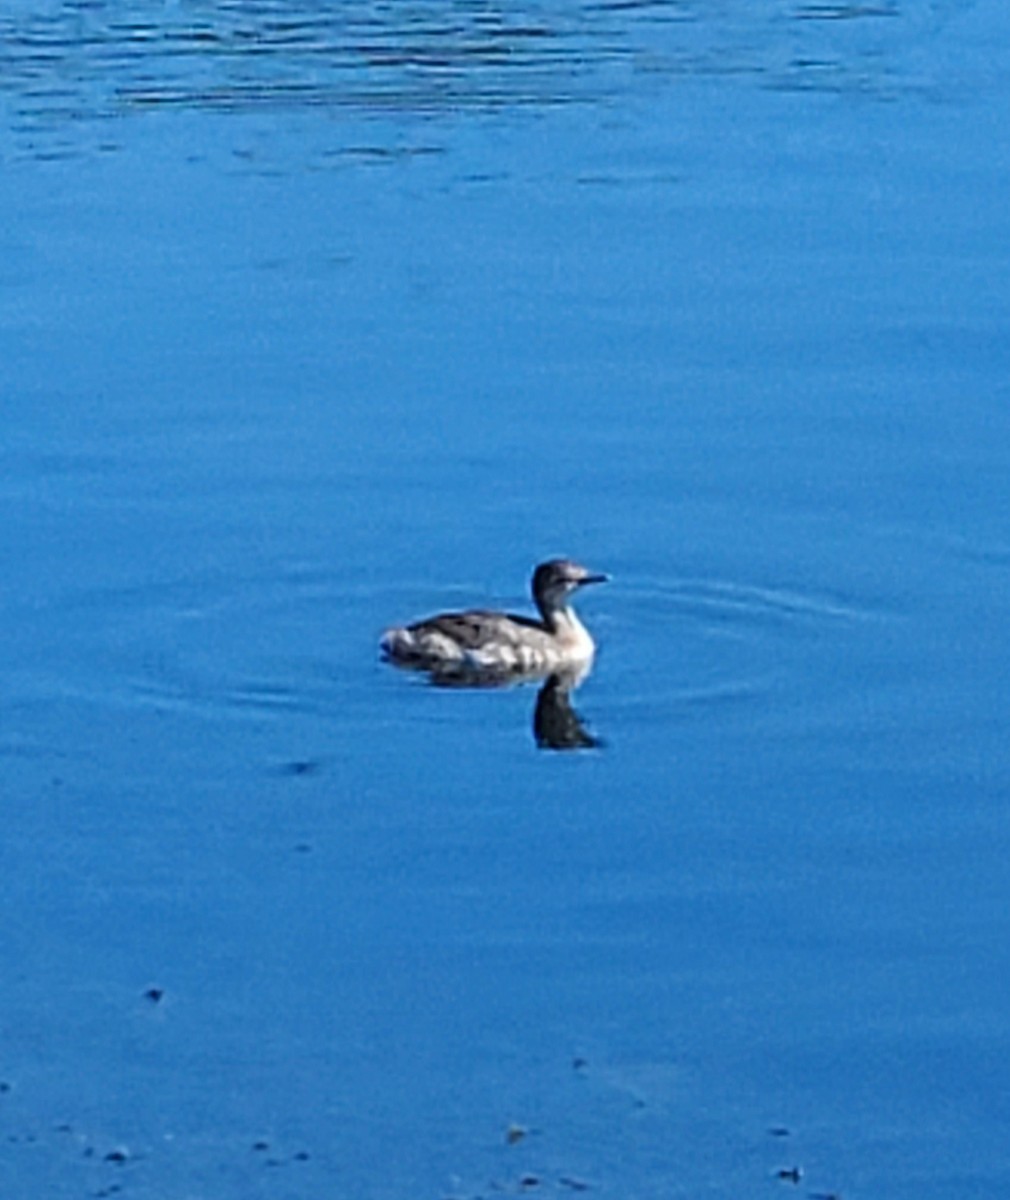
3, 1, 1010, 1196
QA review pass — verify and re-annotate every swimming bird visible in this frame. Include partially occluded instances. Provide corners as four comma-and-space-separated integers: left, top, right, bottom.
380, 558, 609, 679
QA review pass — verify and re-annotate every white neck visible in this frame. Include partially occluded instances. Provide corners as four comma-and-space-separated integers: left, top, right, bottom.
548, 605, 595, 658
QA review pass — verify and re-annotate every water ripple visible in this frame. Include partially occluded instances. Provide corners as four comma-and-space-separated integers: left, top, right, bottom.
641, 578, 881, 625
0, 0, 961, 160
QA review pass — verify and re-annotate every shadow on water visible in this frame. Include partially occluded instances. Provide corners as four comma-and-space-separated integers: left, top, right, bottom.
0, 0, 951, 159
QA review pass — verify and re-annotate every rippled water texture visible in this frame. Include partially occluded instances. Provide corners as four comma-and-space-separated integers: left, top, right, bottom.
0, 0, 967, 159
2, 1, 1009, 1198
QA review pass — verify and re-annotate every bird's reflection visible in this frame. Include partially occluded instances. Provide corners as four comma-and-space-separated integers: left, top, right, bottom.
532, 670, 600, 751
390, 659, 601, 752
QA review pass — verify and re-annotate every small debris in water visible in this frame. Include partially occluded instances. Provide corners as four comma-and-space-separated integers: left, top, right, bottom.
0, 1081, 10, 1093
292, 1150, 311, 1161
251, 1140, 270, 1152
767, 1126, 790, 1137
776, 1166, 802, 1184
143, 987, 164, 1004
520, 1175, 540, 1189
280, 760, 320, 777
572, 1056, 588, 1072
104, 1147, 130, 1164
559, 1176, 592, 1191
505, 1124, 527, 1145
293, 842, 313, 853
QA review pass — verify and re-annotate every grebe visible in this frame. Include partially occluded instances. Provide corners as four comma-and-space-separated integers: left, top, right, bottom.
381, 558, 608, 677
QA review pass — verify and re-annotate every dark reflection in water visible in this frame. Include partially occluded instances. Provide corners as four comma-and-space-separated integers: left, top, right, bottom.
0, 0, 949, 159
388, 659, 601, 751
532, 670, 599, 751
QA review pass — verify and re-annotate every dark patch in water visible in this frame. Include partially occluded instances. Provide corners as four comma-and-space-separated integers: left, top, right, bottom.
279, 759, 321, 777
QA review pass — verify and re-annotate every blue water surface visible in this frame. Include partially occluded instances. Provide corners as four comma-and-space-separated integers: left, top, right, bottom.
2, 2, 1009, 1197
